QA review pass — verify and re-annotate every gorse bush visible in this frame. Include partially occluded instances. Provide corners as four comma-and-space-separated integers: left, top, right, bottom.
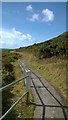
16, 32, 68, 59
35, 32, 67, 59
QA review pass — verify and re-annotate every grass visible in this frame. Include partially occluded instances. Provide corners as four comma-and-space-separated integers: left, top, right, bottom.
25, 53, 67, 105
12, 60, 23, 79
7, 59, 35, 119
2, 50, 35, 119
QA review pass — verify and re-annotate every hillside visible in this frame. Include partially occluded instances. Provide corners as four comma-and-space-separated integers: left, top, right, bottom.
15, 31, 68, 105
2, 50, 35, 120
15, 31, 68, 59
1, 31, 68, 120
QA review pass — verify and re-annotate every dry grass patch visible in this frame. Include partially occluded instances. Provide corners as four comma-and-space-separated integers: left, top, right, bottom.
10, 60, 35, 119
25, 54, 67, 105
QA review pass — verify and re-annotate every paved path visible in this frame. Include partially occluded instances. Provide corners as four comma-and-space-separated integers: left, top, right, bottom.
20, 61, 68, 119
30, 71, 66, 119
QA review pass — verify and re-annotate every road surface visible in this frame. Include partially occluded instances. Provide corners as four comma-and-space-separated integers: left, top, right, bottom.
20, 60, 68, 119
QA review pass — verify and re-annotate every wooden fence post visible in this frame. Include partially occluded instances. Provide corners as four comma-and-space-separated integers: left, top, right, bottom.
25, 69, 31, 104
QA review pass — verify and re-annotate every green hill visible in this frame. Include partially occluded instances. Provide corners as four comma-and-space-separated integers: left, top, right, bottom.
15, 32, 68, 105
15, 31, 68, 59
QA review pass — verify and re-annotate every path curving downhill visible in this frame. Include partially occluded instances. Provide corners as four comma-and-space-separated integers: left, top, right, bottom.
19, 60, 68, 120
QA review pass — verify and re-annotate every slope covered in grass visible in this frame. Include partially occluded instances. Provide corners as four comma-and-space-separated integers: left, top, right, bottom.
25, 53, 67, 104
16, 32, 68, 58
2, 50, 35, 120
15, 32, 68, 105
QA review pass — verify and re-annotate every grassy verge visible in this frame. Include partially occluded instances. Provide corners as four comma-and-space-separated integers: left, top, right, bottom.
25, 53, 67, 105
2, 51, 35, 119
10, 60, 35, 119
